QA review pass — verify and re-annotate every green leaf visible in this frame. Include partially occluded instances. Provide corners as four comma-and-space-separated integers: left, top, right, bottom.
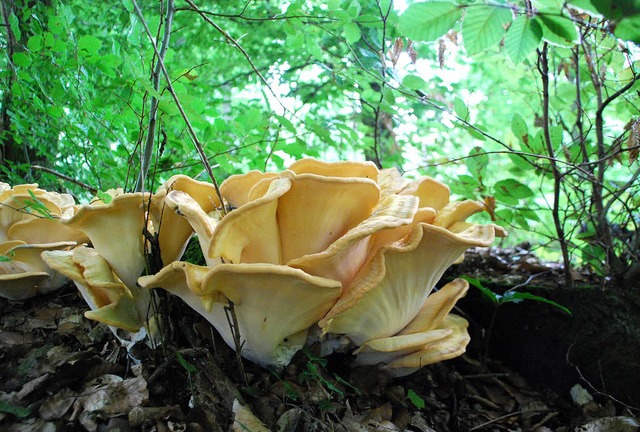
460, 276, 499, 304
462, 5, 513, 55
537, 14, 578, 46
0, 250, 15, 263
403, 74, 427, 90
493, 178, 534, 204
0, 401, 30, 418
463, 124, 487, 140
25, 190, 54, 218
96, 191, 113, 204
48, 15, 65, 35
176, 352, 197, 374
123, 0, 134, 13
9, 12, 21, 42
274, 114, 296, 133
398, 2, 462, 42
27, 35, 43, 52
588, 0, 640, 20
466, 146, 489, 178
407, 389, 426, 410
328, 0, 341, 11
511, 113, 528, 141
502, 291, 572, 315
454, 96, 469, 121
78, 34, 102, 55
505, 16, 542, 63
12, 52, 32, 67
615, 15, 640, 43
344, 22, 361, 44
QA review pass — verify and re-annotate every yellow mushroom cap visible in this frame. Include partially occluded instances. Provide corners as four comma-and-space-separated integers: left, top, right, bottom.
140, 261, 342, 367
399, 176, 451, 211
220, 170, 279, 208
0, 240, 77, 300
320, 224, 498, 345
42, 246, 148, 334
387, 314, 470, 376
288, 193, 419, 286
152, 175, 222, 266
163, 190, 221, 267
209, 171, 381, 267
353, 279, 471, 376
63, 193, 149, 288
202, 263, 342, 367
288, 158, 379, 180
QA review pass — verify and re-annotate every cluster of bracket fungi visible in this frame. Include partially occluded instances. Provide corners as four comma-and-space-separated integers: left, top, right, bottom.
0, 159, 505, 375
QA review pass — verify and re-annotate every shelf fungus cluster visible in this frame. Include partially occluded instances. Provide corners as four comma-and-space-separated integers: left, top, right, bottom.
2, 159, 506, 376
140, 159, 507, 374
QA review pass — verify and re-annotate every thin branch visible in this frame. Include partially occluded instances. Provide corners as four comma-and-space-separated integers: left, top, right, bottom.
130, 0, 225, 210
135, 0, 175, 192
224, 301, 248, 387
175, 6, 328, 22
182, 0, 290, 116
31, 165, 98, 194
538, 44, 573, 288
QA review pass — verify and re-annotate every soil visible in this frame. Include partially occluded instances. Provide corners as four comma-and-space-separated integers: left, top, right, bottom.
1, 246, 639, 431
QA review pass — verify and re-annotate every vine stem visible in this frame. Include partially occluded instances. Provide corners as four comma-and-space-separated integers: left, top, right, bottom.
130, 0, 225, 210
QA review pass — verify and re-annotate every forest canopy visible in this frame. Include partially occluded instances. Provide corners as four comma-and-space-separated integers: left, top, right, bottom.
1, 0, 639, 286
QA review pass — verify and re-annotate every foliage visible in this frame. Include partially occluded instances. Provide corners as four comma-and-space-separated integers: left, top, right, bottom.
461, 275, 572, 315
1, 0, 638, 284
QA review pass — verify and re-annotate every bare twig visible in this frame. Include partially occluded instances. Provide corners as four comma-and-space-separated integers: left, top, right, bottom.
130, 0, 225, 210
469, 409, 550, 431
566, 343, 640, 413
224, 300, 248, 387
31, 165, 98, 194
538, 44, 573, 289
182, 0, 290, 116
135, 0, 175, 192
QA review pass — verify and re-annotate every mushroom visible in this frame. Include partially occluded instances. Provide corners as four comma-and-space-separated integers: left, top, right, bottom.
139, 262, 342, 367
0, 240, 76, 300
288, 158, 379, 180
319, 223, 500, 345
0, 185, 78, 243
399, 176, 451, 211
209, 171, 381, 266
42, 246, 149, 343
220, 170, 279, 208
355, 314, 470, 377
7, 218, 88, 245
145, 175, 223, 269
288, 193, 420, 286
353, 279, 471, 376
162, 190, 221, 267
63, 193, 149, 288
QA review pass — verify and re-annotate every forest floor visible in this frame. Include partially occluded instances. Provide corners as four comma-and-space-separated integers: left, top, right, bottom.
1, 246, 639, 432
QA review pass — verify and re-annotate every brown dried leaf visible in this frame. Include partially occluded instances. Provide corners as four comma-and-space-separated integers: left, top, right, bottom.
627, 119, 639, 165
407, 40, 418, 64
389, 38, 404, 67
483, 196, 497, 221
16, 374, 50, 400
39, 388, 76, 420
232, 400, 270, 432
74, 375, 148, 416
438, 39, 446, 69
